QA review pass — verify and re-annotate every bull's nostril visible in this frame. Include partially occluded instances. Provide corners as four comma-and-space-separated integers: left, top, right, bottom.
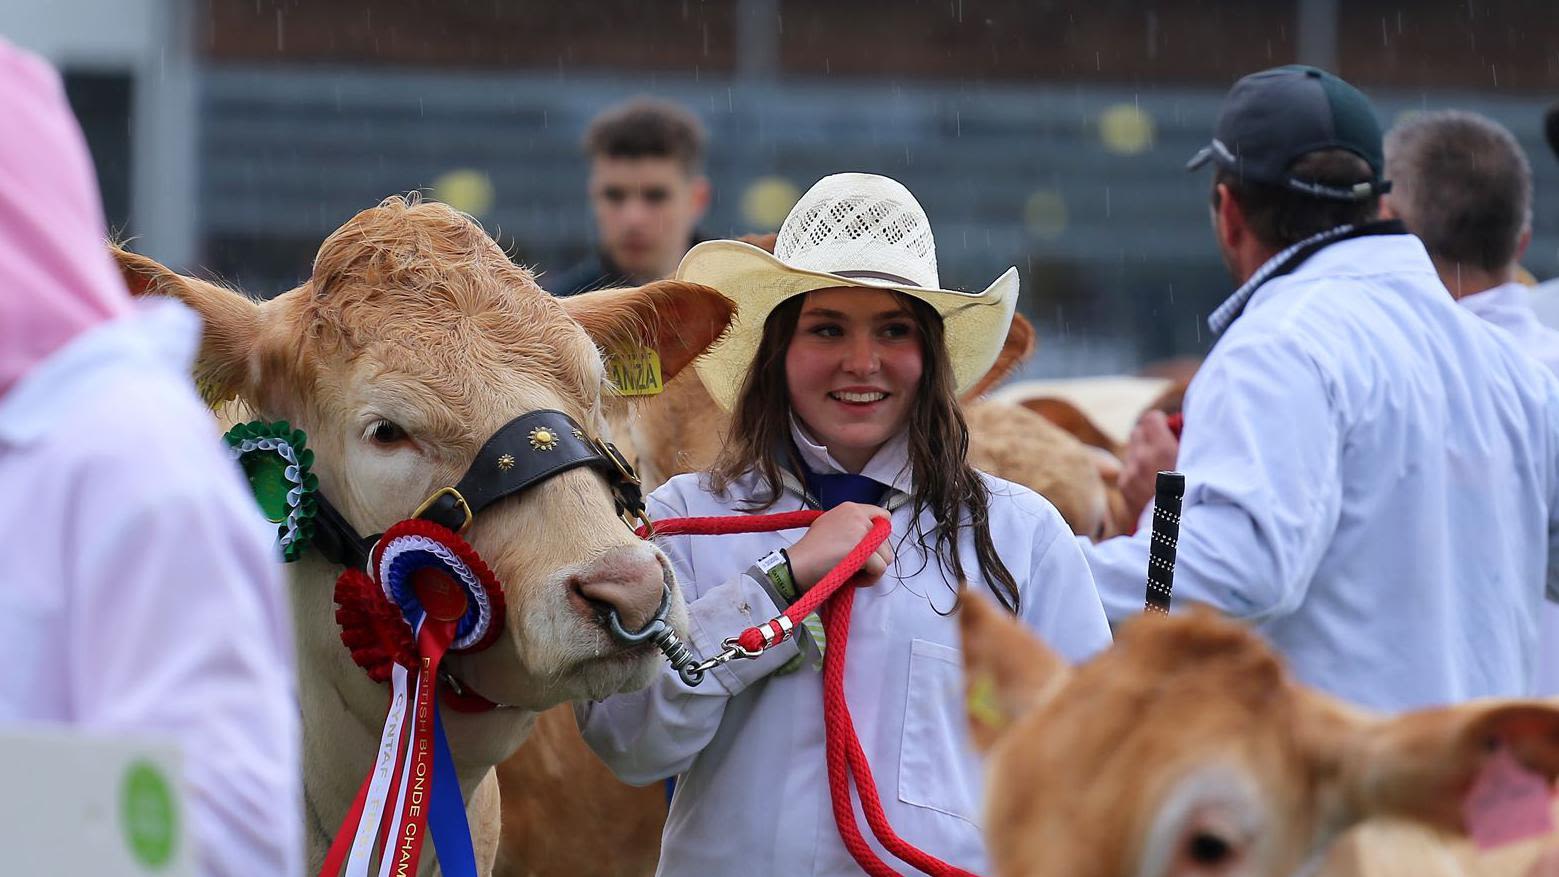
1186, 831, 1234, 866
568, 579, 612, 622
564, 548, 671, 638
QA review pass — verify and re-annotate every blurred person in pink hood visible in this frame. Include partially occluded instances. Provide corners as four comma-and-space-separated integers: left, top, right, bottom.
0, 39, 301, 875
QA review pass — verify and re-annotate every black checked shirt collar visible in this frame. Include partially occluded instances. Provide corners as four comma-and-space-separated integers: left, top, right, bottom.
1205, 220, 1412, 337
1206, 224, 1358, 337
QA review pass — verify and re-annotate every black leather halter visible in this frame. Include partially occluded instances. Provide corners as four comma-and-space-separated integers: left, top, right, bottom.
310, 409, 647, 570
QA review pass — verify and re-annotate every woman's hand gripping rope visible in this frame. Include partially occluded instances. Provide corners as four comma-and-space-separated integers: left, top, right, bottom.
601, 510, 893, 686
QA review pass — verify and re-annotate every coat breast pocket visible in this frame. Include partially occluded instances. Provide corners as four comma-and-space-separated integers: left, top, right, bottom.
897, 637, 982, 824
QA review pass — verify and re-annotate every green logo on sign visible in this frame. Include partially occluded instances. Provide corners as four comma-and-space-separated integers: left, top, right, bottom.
121, 760, 178, 870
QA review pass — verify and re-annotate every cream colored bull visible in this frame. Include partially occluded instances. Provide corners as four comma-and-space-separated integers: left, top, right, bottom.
113, 195, 734, 876
961, 596, 1559, 877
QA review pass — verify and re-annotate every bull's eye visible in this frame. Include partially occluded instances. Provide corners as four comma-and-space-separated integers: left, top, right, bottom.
366, 419, 408, 446
1186, 831, 1233, 866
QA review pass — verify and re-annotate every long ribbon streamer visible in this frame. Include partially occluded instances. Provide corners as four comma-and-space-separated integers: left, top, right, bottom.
323, 520, 503, 877
377, 621, 454, 877
428, 702, 478, 876
316, 766, 372, 877
375, 694, 419, 877
322, 619, 465, 877
345, 664, 413, 871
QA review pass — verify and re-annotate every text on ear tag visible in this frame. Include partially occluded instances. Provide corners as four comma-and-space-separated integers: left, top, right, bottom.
606, 345, 664, 396
966, 673, 1006, 732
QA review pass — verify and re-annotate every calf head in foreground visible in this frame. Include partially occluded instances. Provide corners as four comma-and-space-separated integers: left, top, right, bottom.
961, 598, 1559, 877
113, 195, 734, 867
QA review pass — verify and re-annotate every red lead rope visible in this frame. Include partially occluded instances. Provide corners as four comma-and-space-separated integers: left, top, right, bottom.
639, 512, 977, 877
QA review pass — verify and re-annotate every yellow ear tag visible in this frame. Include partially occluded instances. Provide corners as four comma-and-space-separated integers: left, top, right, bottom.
967, 672, 1007, 731
195, 374, 236, 410
606, 345, 664, 396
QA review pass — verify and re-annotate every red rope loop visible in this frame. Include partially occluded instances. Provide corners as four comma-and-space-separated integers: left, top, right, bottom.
643, 511, 973, 877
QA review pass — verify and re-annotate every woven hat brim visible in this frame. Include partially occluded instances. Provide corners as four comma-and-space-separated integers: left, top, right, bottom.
676, 240, 1019, 410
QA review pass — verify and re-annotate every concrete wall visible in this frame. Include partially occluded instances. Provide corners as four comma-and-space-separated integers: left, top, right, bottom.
0, 0, 198, 268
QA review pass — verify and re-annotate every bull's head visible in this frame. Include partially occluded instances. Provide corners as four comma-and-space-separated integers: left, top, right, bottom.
962, 598, 1559, 877
114, 196, 733, 765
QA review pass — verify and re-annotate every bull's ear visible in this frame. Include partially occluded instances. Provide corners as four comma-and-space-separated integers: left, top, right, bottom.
959, 592, 1071, 752
960, 313, 1036, 402
1327, 698, 1559, 834
560, 280, 735, 384
111, 245, 261, 405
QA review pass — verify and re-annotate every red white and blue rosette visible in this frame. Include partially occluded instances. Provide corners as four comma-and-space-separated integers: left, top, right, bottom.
372, 520, 504, 654
321, 520, 504, 877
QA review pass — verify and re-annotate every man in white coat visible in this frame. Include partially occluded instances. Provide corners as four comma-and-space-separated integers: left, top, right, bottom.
1383, 109, 1559, 695
1085, 65, 1559, 711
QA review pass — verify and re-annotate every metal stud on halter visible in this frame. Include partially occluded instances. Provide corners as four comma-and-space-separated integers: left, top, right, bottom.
1145, 471, 1185, 613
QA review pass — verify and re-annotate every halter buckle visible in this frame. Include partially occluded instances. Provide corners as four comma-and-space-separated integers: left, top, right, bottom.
412, 486, 474, 534
591, 436, 651, 533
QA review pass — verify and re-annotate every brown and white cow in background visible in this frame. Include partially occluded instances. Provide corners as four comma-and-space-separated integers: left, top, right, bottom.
995, 366, 1197, 537
113, 195, 734, 876
961, 595, 1559, 877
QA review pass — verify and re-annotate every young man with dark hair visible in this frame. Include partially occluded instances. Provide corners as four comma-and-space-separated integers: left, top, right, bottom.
1083, 66, 1559, 710
549, 97, 711, 295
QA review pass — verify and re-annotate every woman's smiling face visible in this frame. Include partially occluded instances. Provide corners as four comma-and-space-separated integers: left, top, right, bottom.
784, 287, 925, 473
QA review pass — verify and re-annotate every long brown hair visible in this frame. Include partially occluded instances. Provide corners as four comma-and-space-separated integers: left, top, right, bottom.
708, 293, 1021, 613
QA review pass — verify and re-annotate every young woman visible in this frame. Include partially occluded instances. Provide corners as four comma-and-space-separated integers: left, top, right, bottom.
578, 173, 1110, 875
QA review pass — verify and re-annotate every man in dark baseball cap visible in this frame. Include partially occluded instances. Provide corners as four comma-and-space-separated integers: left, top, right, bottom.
1185, 65, 1391, 203
1082, 65, 1559, 712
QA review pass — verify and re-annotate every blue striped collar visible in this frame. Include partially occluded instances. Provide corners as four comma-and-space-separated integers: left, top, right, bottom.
1206, 225, 1357, 336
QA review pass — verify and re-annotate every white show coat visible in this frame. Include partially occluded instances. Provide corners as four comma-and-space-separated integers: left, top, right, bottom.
579, 424, 1110, 876
1457, 280, 1559, 695
1461, 281, 1559, 376
0, 301, 302, 876
1084, 233, 1559, 711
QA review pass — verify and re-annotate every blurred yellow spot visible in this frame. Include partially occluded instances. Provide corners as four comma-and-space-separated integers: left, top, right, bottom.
741, 177, 801, 230
1024, 190, 1069, 240
1099, 104, 1155, 155
432, 169, 495, 218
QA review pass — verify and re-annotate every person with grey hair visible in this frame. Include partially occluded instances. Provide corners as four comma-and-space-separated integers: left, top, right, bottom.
1385, 110, 1559, 698
1385, 111, 1559, 697
1383, 109, 1559, 374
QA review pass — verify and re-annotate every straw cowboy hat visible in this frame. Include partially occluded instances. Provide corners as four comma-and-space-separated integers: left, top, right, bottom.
676, 172, 1019, 410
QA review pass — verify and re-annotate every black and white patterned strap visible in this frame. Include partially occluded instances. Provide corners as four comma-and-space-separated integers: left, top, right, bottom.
1145, 471, 1185, 614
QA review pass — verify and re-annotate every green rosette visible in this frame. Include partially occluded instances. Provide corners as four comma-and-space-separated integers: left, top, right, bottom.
222, 420, 320, 562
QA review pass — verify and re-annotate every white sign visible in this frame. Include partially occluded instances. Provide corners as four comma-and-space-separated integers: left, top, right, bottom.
3, 726, 190, 875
